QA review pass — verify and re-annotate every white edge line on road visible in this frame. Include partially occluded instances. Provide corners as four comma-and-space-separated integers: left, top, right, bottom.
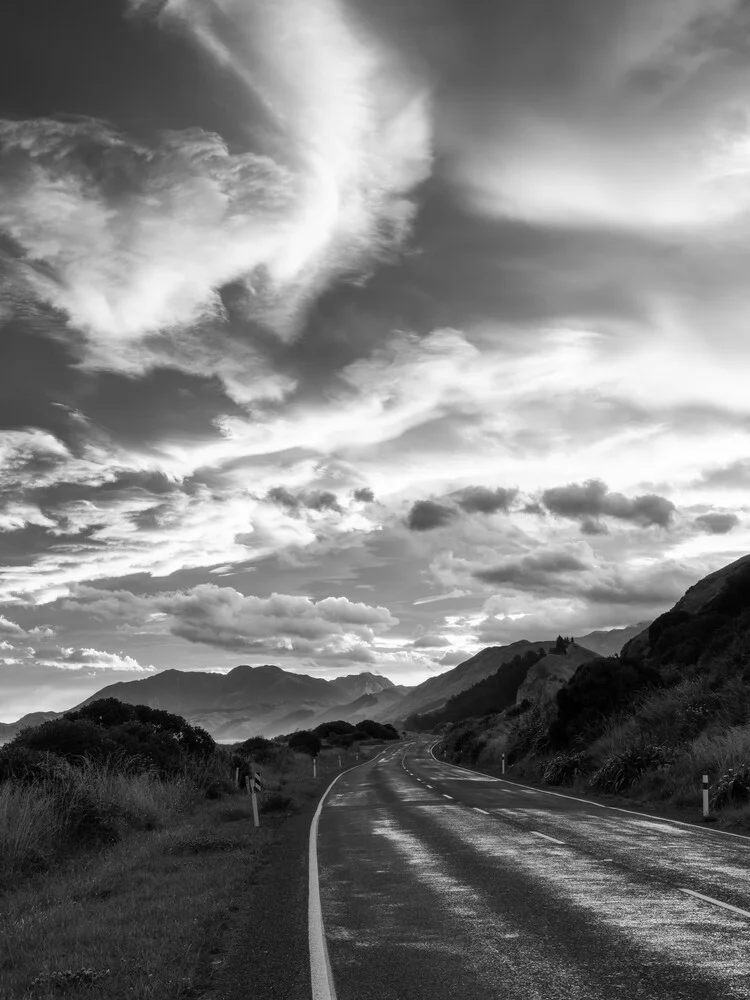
428, 741, 750, 846
678, 888, 750, 920
472, 807, 490, 815
309, 746, 389, 1000
531, 830, 566, 845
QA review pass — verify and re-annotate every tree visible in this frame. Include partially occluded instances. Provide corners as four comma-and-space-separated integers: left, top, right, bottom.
288, 730, 322, 756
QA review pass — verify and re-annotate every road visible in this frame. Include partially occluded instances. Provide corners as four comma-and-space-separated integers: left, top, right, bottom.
315, 737, 750, 1000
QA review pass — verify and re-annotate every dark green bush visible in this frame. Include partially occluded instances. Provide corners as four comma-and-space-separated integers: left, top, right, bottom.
589, 744, 678, 795
710, 764, 750, 810
313, 721, 355, 737
8, 719, 116, 763
0, 746, 75, 784
288, 731, 322, 756
540, 751, 592, 786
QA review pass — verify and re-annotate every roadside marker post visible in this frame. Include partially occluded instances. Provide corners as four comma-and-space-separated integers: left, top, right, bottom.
703, 773, 710, 818
313, 756, 317, 778
234, 766, 239, 788
245, 774, 260, 828
502, 753, 506, 775
338, 755, 342, 769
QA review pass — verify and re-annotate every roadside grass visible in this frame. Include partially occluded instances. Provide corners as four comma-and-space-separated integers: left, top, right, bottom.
439, 692, 750, 835
1, 739, 384, 1000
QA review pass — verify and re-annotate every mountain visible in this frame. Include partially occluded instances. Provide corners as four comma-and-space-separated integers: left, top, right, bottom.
574, 622, 650, 657
392, 641, 557, 725
74, 664, 404, 741
514, 642, 600, 709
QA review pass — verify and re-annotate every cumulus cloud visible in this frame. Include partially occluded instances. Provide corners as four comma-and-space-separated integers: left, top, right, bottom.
0, 0, 432, 356
406, 499, 457, 531
64, 583, 398, 656
472, 546, 594, 589
694, 511, 740, 534
541, 479, 675, 528
352, 487, 375, 502
0, 616, 25, 637
29, 644, 155, 673
267, 487, 342, 513
453, 486, 517, 515
411, 634, 452, 648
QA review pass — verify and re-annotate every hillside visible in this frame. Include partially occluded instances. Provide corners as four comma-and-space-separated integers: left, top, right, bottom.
437, 553, 750, 829
514, 642, 601, 709
392, 640, 556, 724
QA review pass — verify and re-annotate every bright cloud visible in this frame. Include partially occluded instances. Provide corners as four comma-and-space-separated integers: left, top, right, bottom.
0, 0, 431, 363
64, 583, 399, 656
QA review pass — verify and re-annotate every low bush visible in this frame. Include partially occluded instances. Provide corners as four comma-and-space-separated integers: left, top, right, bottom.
540, 751, 593, 786
589, 744, 679, 795
710, 764, 750, 810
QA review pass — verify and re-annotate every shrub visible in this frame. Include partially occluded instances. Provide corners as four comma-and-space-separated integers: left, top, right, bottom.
313, 721, 355, 738
0, 747, 76, 784
8, 719, 116, 763
710, 764, 750, 810
589, 744, 678, 795
288, 731, 322, 756
540, 751, 592, 786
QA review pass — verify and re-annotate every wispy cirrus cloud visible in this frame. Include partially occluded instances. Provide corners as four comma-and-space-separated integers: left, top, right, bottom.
0, 0, 431, 369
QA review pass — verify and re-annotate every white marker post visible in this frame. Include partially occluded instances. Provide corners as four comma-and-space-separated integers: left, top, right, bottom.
234, 766, 239, 788
245, 774, 260, 828
702, 773, 710, 818
313, 756, 317, 778
338, 755, 342, 769
502, 753, 506, 775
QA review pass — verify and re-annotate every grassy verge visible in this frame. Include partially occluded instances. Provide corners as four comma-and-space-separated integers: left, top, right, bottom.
1, 741, 380, 1000
435, 711, 750, 837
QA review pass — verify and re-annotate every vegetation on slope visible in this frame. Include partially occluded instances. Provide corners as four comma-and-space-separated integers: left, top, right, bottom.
0, 698, 386, 999
437, 558, 750, 831
403, 646, 549, 731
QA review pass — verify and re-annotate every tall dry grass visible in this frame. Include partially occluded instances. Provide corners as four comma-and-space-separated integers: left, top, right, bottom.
0, 761, 194, 884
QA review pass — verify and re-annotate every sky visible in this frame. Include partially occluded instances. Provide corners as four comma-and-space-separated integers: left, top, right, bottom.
2, 0, 750, 719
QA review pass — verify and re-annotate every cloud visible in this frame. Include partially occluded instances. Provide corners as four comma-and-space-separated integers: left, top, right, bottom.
541, 479, 675, 528
472, 546, 593, 588
0, 615, 25, 637
29, 644, 155, 673
406, 499, 457, 531
444, 0, 750, 232
694, 511, 740, 534
411, 634, 451, 648
0, 0, 431, 355
453, 486, 517, 514
64, 583, 398, 656
267, 487, 342, 513
352, 487, 375, 502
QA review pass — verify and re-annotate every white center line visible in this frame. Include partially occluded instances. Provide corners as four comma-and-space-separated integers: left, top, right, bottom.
442, 794, 454, 800
678, 888, 750, 919
472, 807, 490, 815
530, 831, 566, 845
425, 783, 433, 789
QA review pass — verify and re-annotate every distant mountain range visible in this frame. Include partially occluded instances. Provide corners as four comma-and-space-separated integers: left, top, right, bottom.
0, 621, 647, 743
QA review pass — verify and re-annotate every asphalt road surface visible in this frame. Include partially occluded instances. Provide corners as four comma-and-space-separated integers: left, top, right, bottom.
316, 737, 750, 1000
